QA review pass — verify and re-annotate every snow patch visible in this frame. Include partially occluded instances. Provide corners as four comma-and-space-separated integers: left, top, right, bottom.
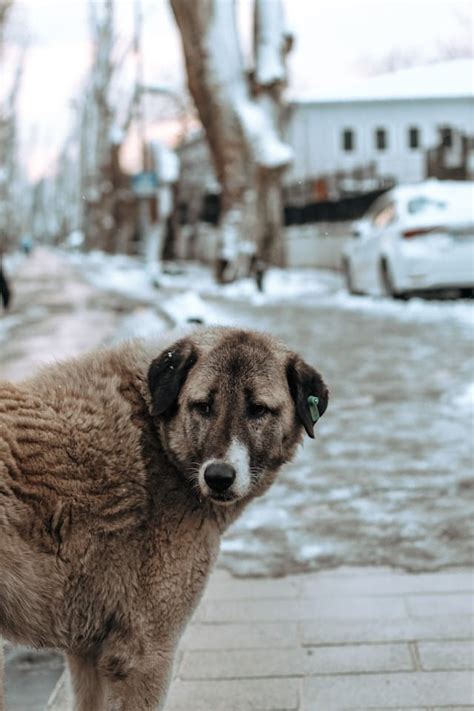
453, 383, 474, 411
297, 542, 336, 562
161, 291, 225, 326
329, 291, 474, 330
114, 308, 170, 341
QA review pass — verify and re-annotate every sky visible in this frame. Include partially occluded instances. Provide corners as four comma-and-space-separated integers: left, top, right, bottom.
7, 0, 474, 179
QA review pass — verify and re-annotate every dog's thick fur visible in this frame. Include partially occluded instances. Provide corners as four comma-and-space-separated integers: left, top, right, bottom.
0, 327, 328, 710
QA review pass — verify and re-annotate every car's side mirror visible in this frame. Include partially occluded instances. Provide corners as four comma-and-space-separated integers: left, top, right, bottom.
352, 222, 370, 239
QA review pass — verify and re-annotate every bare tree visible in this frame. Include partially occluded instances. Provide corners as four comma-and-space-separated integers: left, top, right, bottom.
0, 1, 12, 40
437, 6, 473, 60
358, 47, 422, 76
0, 0, 26, 252
80, 0, 117, 251
170, 0, 292, 282
80, 0, 139, 252
360, 7, 473, 76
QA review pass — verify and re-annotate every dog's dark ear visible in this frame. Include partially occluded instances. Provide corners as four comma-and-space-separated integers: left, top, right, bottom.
286, 355, 329, 438
148, 339, 198, 417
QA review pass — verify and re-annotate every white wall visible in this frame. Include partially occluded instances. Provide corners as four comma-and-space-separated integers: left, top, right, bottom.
285, 223, 351, 269
188, 223, 350, 270
285, 97, 474, 185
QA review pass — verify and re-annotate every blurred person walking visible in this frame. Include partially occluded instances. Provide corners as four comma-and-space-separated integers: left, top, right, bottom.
0, 253, 11, 310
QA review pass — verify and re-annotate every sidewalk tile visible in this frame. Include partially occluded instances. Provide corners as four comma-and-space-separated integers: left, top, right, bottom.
166, 678, 300, 710
211, 569, 235, 583
345, 708, 428, 710
179, 644, 413, 680
300, 571, 474, 597
301, 615, 474, 645
204, 577, 300, 600
303, 671, 474, 708
180, 622, 300, 651
417, 640, 474, 670
197, 596, 407, 623
406, 595, 474, 617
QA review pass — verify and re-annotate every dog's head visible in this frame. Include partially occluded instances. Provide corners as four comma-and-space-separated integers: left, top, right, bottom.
147, 328, 328, 506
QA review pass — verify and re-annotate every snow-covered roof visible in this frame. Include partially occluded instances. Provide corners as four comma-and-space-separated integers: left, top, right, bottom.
291, 59, 474, 105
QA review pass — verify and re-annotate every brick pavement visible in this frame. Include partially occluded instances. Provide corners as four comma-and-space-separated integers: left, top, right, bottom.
48, 565, 474, 710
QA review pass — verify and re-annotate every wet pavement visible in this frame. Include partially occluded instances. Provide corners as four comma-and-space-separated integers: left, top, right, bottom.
203, 293, 474, 577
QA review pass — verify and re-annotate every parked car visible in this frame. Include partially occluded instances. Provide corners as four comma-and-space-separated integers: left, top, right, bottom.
341, 180, 474, 298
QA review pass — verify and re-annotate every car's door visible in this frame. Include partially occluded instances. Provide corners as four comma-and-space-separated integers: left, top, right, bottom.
347, 219, 371, 291
360, 198, 398, 293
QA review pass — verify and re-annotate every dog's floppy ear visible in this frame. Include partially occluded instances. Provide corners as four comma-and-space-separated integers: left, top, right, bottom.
148, 338, 198, 417
286, 355, 329, 438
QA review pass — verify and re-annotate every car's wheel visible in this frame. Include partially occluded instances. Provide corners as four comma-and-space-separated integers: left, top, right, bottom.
379, 259, 408, 300
342, 259, 357, 295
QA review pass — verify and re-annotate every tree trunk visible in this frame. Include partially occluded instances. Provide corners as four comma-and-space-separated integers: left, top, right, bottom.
82, 0, 116, 253
256, 166, 285, 267
170, 0, 254, 281
0, 16, 24, 252
253, 0, 292, 269
171, 0, 292, 281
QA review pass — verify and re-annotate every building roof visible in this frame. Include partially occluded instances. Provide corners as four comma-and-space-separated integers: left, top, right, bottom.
291, 59, 474, 105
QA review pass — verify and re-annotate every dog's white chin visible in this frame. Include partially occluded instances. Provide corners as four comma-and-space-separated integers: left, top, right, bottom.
205, 492, 240, 506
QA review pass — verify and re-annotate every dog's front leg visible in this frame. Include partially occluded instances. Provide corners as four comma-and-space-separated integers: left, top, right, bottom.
104, 647, 175, 711
67, 652, 106, 711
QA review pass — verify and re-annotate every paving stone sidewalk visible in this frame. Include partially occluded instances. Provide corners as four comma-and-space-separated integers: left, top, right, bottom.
47, 565, 474, 711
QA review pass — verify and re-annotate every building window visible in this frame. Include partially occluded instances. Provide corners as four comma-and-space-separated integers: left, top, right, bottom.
342, 129, 355, 152
408, 126, 420, 149
439, 126, 453, 148
375, 128, 387, 151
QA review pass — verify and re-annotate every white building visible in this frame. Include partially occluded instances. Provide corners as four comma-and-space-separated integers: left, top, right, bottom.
175, 58, 474, 265
285, 59, 474, 189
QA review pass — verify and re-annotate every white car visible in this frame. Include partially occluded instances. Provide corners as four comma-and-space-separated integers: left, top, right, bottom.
341, 180, 474, 298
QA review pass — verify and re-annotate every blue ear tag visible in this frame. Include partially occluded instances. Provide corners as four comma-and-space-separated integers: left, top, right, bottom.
307, 395, 320, 424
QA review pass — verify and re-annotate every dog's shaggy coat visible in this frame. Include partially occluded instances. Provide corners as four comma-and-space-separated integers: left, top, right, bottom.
0, 327, 328, 710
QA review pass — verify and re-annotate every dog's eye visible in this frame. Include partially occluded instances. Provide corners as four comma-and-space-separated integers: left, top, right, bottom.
191, 401, 212, 417
247, 403, 272, 419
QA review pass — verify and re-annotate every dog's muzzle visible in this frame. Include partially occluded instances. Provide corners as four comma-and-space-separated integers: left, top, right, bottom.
203, 463, 236, 494
198, 440, 251, 504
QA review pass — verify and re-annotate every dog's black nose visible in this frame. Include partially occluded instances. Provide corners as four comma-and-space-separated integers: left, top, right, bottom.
204, 463, 236, 493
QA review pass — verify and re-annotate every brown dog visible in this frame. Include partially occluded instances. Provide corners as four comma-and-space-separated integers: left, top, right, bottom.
0, 327, 328, 710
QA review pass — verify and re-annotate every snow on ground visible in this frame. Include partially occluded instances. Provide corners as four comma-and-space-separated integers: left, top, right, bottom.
0, 311, 23, 341
111, 307, 172, 342
328, 289, 474, 330
66, 249, 474, 333
452, 381, 474, 412
66, 250, 161, 302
